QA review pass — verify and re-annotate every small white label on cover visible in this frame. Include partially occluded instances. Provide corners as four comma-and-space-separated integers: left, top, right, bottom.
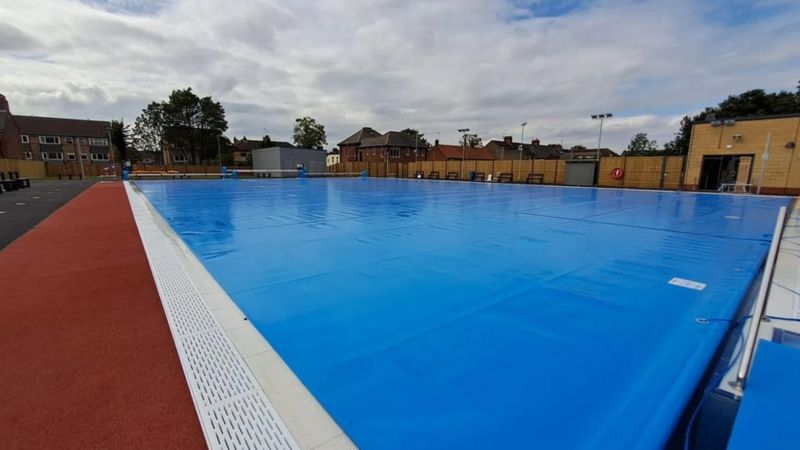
669, 277, 706, 291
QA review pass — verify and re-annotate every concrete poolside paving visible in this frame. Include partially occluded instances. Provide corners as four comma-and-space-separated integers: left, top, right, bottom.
0, 182, 205, 449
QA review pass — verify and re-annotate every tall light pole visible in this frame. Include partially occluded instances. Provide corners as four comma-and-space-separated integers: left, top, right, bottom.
519, 121, 527, 165
458, 128, 470, 161
591, 113, 612, 160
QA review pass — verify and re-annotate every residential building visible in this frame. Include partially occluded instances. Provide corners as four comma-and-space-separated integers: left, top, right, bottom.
684, 114, 800, 195
0, 93, 112, 163
427, 143, 495, 161
338, 127, 427, 163
232, 136, 294, 165
326, 149, 340, 167
561, 147, 617, 160
484, 136, 562, 160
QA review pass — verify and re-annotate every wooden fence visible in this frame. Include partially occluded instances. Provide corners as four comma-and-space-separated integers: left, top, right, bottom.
0, 158, 47, 178
329, 156, 685, 190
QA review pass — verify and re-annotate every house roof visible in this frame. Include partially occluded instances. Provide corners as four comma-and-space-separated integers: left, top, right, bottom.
560, 148, 617, 159
359, 131, 421, 148
433, 144, 495, 160
338, 127, 382, 146
235, 139, 294, 151
485, 140, 562, 159
14, 115, 109, 137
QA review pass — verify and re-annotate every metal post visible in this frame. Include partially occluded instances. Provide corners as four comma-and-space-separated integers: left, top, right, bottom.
734, 205, 787, 390
596, 117, 604, 161
217, 134, 222, 170
76, 137, 86, 179
756, 132, 770, 195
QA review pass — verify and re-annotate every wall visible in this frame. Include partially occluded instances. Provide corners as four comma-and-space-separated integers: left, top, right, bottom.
253, 147, 326, 174
686, 116, 800, 195
0, 158, 47, 178
329, 157, 691, 192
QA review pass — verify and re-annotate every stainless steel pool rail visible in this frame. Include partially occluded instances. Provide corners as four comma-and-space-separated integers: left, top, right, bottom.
734, 205, 788, 390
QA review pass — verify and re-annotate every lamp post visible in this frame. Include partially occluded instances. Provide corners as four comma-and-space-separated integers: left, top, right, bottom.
519, 121, 527, 164
591, 113, 612, 161
458, 128, 470, 160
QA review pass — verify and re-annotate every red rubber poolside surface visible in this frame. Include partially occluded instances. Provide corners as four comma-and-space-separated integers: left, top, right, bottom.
0, 182, 205, 449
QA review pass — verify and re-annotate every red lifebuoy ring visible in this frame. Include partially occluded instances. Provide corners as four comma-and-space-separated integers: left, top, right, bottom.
611, 168, 624, 179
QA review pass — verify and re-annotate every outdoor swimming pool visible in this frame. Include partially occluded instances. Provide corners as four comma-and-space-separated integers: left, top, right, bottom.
136, 178, 791, 449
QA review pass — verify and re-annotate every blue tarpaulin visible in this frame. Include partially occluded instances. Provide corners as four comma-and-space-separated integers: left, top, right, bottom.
136, 179, 790, 449
727, 340, 800, 450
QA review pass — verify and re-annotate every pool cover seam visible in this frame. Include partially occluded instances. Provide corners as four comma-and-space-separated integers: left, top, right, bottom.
124, 181, 301, 450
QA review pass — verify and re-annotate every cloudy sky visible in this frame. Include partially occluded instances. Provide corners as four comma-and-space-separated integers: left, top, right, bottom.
1, 0, 798, 150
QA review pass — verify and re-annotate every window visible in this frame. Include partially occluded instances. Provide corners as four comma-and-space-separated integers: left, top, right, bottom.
77, 137, 86, 144
41, 152, 63, 160
91, 153, 109, 161
65, 137, 74, 144
88, 137, 108, 146
81, 153, 88, 160
21, 135, 29, 143
173, 154, 188, 163
389, 148, 400, 158
24, 151, 32, 160
38, 136, 61, 145
67, 153, 76, 160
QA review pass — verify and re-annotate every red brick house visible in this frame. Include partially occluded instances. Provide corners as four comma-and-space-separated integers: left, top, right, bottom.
426, 144, 495, 161
0, 93, 112, 163
338, 128, 427, 163
484, 136, 562, 160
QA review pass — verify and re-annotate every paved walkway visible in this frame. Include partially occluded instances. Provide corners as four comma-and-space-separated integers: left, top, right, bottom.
0, 182, 205, 449
0, 180, 93, 249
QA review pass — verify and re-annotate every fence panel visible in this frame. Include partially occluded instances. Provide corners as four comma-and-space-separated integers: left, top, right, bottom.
662, 156, 684, 190
0, 158, 47, 178
598, 157, 624, 187
622, 156, 664, 189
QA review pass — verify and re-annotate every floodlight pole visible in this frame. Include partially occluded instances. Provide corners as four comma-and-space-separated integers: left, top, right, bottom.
519, 122, 527, 168
591, 113, 612, 161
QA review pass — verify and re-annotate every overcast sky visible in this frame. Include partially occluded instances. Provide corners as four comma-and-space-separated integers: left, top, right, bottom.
1, 0, 798, 150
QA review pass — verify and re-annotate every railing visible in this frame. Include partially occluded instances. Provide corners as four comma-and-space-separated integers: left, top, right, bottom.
733, 205, 788, 390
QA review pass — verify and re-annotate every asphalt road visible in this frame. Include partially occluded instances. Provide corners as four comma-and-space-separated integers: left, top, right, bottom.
0, 180, 93, 250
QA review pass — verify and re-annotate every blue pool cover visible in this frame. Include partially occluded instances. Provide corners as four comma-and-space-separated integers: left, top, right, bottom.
727, 340, 800, 450
136, 179, 791, 449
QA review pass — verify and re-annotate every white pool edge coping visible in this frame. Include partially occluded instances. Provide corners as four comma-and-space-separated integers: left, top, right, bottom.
124, 181, 355, 450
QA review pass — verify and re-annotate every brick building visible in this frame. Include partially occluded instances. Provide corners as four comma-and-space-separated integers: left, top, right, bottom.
0, 93, 112, 163
484, 136, 562, 160
685, 114, 800, 195
426, 143, 495, 161
338, 127, 427, 163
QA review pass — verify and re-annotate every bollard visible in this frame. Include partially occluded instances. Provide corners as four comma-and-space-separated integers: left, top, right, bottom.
122, 170, 129, 181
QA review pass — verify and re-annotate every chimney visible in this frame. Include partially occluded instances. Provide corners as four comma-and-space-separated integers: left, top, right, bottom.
434, 139, 439, 147
531, 139, 540, 147
0, 93, 9, 112
503, 136, 513, 145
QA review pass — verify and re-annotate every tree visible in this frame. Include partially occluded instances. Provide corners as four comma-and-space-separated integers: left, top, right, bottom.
627, 133, 658, 153
293, 116, 327, 148
664, 85, 800, 155
109, 119, 135, 162
261, 134, 272, 147
132, 102, 165, 160
134, 88, 228, 164
161, 88, 227, 164
400, 128, 429, 147
466, 135, 482, 147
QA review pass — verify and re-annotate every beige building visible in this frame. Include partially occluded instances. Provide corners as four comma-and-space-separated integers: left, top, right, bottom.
685, 114, 800, 195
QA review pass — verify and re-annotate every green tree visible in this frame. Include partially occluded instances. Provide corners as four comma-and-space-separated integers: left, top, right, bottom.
466, 135, 482, 147
134, 88, 228, 164
109, 119, 135, 162
132, 102, 165, 160
627, 133, 658, 153
293, 116, 327, 149
400, 128, 429, 147
161, 88, 227, 164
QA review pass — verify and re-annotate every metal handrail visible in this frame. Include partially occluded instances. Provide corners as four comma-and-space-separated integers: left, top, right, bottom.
734, 205, 787, 390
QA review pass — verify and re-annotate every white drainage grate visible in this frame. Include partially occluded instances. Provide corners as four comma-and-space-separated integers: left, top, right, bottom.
125, 182, 298, 450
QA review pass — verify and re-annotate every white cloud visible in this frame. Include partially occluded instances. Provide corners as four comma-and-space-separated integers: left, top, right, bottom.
0, 0, 798, 150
